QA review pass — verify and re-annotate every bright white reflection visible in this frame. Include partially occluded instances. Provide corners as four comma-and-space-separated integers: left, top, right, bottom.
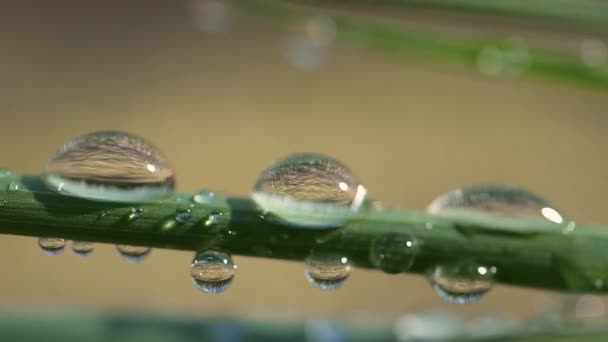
338, 182, 349, 191
477, 266, 487, 275
541, 207, 563, 224
146, 164, 157, 173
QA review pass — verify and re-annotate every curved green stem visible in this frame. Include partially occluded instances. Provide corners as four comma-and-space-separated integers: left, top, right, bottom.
0, 174, 607, 294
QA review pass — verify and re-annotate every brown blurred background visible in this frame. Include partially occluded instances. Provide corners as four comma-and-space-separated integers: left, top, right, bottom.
0, 0, 607, 322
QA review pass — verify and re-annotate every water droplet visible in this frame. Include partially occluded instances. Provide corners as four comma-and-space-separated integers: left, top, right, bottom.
192, 189, 217, 204
116, 245, 151, 263
43, 131, 175, 203
370, 233, 417, 274
428, 185, 565, 224
429, 261, 496, 304
127, 207, 143, 222
283, 15, 336, 70
394, 311, 466, 341
175, 208, 193, 223
580, 39, 608, 68
0, 199, 7, 207
7, 182, 20, 191
477, 37, 529, 77
191, 0, 230, 33
72, 241, 94, 257
305, 254, 352, 290
203, 212, 227, 227
190, 250, 235, 294
38, 237, 65, 256
251, 153, 367, 228
0, 169, 12, 178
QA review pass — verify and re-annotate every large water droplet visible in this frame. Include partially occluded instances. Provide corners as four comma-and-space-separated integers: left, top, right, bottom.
190, 250, 235, 294
305, 254, 352, 290
116, 245, 151, 263
428, 184, 565, 225
38, 237, 65, 256
72, 241, 94, 257
44, 131, 175, 203
251, 153, 367, 228
370, 233, 417, 274
429, 261, 496, 304
7, 182, 20, 191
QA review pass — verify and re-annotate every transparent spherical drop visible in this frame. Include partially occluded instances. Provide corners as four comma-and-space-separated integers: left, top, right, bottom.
370, 233, 417, 274
190, 250, 235, 294
38, 237, 65, 256
305, 254, 352, 290
427, 184, 565, 224
175, 208, 193, 223
116, 245, 151, 263
72, 241, 94, 257
44, 131, 175, 203
429, 261, 496, 304
251, 153, 367, 228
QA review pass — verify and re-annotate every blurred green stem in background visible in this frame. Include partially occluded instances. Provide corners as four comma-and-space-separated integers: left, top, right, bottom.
2, 174, 608, 294
235, 0, 608, 90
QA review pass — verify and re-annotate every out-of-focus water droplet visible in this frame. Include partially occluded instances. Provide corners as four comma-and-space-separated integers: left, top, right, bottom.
192, 189, 217, 204
305, 254, 352, 290
305, 320, 346, 342
204, 212, 227, 227
428, 184, 565, 225
7, 182, 20, 191
43, 131, 175, 203
116, 245, 151, 263
580, 39, 608, 68
191, 250, 235, 294
394, 311, 466, 341
191, 0, 230, 33
72, 241, 94, 257
477, 37, 529, 77
251, 153, 367, 228
127, 207, 143, 222
0, 199, 7, 207
283, 15, 336, 71
175, 208, 193, 223
466, 314, 516, 339
38, 237, 65, 256
429, 261, 496, 304
0, 169, 12, 178
575, 295, 605, 319
370, 233, 417, 274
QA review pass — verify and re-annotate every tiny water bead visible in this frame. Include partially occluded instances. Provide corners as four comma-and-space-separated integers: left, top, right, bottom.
190, 250, 236, 294
116, 245, 151, 263
203, 212, 227, 227
427, 185, 565, 225
305, 254, 352, 290
38, 238, 66, 256
127, 207, 143, 222
370, 233, 418, 274
44, 131, 175, 203
251, 153, 367, 228
429, 261, 497, 304
72, 241, 94, 257
192, 189, 217, 205
175, 208, 193, 223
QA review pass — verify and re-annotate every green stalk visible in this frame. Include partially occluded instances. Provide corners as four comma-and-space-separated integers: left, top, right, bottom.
235, 0, 608, 90
1, 174, 607, 294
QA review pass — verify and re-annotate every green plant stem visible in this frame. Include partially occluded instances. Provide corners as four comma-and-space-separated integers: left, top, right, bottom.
1, 174, 608, 294
235, 0, 608, 90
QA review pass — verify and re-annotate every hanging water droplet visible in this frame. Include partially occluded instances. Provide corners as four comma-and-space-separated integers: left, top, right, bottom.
7, 182, 20, 191
0, 169, 12, 178
370, 233, 417, 274
127, 207, 143, 222
477, 37, 529, 78
116, 245, 151, 263
429, 261, 496, 304
192, 189, 217, 204
428, 184, 565, 225
190, 250, 235, 294
251, 153, 367, 228
72, 241, 94, 257
305, 254, 352, 290
38, 237, 65, 256
43, 131, 175, 203
175, 208, 193, 223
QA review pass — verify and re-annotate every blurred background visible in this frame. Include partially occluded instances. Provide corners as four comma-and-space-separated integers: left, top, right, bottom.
1, 0, 608, 338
